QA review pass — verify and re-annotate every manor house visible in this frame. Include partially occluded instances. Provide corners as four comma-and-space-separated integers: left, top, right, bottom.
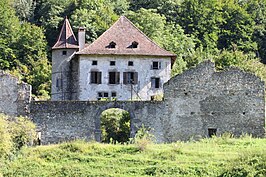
51, 16, 176, 101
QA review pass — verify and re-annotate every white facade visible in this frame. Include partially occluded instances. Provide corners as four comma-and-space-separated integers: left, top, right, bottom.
77, 55, 171, 101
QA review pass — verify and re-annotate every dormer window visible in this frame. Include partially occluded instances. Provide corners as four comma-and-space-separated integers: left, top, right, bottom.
132, 41, 138, 48
108, 41, 116, 48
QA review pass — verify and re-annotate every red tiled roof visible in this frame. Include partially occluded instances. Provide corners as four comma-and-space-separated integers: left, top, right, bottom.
52, 17, 79, 49
76, 16, 176, 58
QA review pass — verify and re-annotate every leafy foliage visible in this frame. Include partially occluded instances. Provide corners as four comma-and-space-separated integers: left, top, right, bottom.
0, 114, 36, 160
100, 108, 130, 143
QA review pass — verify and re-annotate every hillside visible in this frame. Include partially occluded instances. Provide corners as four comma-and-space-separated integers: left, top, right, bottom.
1, 136, 266, 176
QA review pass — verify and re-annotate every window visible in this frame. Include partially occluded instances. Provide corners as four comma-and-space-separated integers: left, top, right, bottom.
109, 72, 120, 84
208, 128, 217, 137
110, 61, 116, 66
90, 71, 102, 84
62, 51, 67, 55
111, 92, 117, 97
132, 41, 138, 48
98, 92, 109, 100
151, 77, 160, 89
123, 72, 138, 85
108, 41, 116, 48
56, 78, 62, 89
92, 60, 97, 65
128, 61, 133, 66
152, 61, 161, 70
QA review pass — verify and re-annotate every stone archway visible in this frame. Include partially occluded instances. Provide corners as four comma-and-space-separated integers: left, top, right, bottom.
94, 102, 136, 142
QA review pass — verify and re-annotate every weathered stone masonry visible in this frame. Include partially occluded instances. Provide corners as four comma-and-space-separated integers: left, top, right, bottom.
0, 70, 31, 116
29, 61, 265, 144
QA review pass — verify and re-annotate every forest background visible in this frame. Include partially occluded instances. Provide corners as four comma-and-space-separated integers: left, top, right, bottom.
0, 0, 265, 99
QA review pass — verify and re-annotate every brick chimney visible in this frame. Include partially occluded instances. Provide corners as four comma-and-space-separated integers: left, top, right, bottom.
78, 27, 86, 51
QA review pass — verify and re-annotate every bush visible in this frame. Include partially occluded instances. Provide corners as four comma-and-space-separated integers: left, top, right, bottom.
132, 125, 155, 151
0, 114, 36, 159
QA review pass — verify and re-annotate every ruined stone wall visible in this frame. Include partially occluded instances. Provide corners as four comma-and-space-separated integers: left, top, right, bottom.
163, 61, 265, 141
30, 61, 265, 144
0, 70, 31, 116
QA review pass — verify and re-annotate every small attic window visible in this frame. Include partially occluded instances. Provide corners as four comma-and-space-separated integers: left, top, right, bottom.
62, 51, 67, 55
108, 41, 116, 48
132, 41, 138, 48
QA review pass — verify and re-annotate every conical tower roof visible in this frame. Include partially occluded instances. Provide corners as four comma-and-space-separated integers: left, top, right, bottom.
77, 16, 176, 59
52, 17, 79, 49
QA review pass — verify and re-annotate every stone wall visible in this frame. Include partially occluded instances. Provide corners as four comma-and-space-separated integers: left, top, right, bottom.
30, 61, 265, 144
0, 70, 31, 116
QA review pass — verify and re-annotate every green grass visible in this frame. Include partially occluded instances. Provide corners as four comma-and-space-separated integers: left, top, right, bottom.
1, 136, 266, 177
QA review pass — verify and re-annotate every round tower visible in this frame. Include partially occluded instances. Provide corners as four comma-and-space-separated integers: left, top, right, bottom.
51, 17, 79, 100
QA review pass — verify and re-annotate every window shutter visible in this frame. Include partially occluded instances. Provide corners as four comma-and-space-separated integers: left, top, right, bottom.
90, 72, 94, 83
123, 72, 127, 84
134, 72, 138, 84
151, 78, 155, 88
98, 72, 102, 84
116, 72, 120, 84
159, 62, 162, 69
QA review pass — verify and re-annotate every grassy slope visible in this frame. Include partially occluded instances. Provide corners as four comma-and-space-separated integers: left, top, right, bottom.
1, 136, 266, 177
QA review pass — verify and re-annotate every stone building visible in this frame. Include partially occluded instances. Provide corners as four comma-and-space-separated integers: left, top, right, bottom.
51, 16, 176, 101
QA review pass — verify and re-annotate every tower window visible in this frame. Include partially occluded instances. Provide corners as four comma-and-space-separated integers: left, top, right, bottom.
128, 61, 134, 66
92, 60, 97, 65
110, 61, 116, 66
62, 51, 67, 55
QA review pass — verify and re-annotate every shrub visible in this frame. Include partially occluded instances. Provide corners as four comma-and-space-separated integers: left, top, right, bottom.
132, 125, 155, 151
0, 114, 36, 159
0, 114, 13, 159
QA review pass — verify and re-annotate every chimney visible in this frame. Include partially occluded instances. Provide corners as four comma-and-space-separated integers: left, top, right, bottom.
78, 27, 86, 51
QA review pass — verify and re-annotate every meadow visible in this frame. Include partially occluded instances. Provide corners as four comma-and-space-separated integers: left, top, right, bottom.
1, 135, 266, 177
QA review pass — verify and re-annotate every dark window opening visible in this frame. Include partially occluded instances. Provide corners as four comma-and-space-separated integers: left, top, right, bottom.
123, 72, 138, 85
92, 60, 97, 65
109, 72, 120, 84
91, 71, 102, 84
151, 77, 160, 89
208, 128, 217, 137
152, 61, 161, 70
62, 51, 67, 55
107, 41, 116, 48
111, 92, 116, 97
97, 92, 109, 100
128, 61, 134, 66
132, 41, 138, 48
56, 78, 62, 89
110, 61, 116, 66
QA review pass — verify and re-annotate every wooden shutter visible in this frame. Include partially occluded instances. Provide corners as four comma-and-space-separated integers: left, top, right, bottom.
133, 72, 138, 85
123, 72, 127, 84
97, 72, 102, 84
151, 78, 155, 88
90, 72, 95, 83
159, 62, 162, 69
116, 72, 120, 84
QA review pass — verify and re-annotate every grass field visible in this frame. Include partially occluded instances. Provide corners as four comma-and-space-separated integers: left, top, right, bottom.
1, 135, 266, 177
